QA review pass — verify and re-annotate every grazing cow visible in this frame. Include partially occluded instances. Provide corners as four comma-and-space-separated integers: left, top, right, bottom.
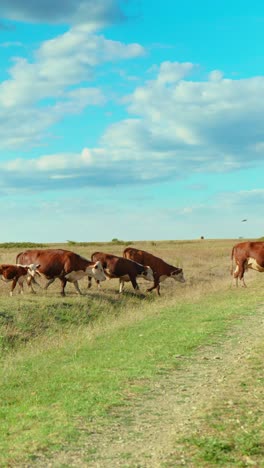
123, 247, 185, 295
0, 263, 39, 296
231, 241, 264, 287
87, 252, 154, 293
16, 249, 106, 296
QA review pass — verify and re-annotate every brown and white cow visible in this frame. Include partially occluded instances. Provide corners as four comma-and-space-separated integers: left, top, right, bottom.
87, 252, 154, 293
16, 249, 106, 296
123, 247, 185, 295
231, 241, 264, 287
0, 263, 39, 296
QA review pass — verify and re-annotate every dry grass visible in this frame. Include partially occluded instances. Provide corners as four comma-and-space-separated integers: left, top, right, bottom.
0, 238, 253, 351
1, 238, 263, 466
0, 238, 243, 299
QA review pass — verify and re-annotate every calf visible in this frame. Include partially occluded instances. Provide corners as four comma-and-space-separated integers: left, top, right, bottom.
88, 252, 154, 293
123, 247, 185, 295
231, 241, 264, 287
0, 263, 39, 296
16, 249, 106, 296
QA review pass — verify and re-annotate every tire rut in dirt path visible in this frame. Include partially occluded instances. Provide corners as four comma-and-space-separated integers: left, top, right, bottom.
29, 308, 264, 468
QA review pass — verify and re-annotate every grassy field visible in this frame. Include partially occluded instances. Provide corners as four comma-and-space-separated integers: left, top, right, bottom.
0, 239, 263, 466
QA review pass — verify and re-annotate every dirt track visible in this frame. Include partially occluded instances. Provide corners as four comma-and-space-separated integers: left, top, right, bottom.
30, 306, 264, 467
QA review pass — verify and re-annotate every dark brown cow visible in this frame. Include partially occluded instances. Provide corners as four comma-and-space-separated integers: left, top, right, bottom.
231, 241, 264, 287
16, 249, 106, 296
87, 252, 154, 293
0, 263, 39, 296
123, 247, 185, 295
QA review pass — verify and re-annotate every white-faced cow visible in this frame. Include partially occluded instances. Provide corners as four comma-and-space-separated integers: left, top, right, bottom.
87, 252, 154, 293
16, 249, 106, 296
231, 241, 264, 287
123, 247, 185, 295
0, 263, 39, 296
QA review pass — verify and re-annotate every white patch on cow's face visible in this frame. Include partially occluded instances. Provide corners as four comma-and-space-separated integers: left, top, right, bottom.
247, 257, 264, 272
171, 269, 185, 283
89, 261, 106, 282
140, 266, 154, 282
27, 263, 40, 277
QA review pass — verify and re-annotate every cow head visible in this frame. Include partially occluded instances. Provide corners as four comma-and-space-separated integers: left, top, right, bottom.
26, 263, 41, 277
141, 265, 154, 282
171, 268, 185, 283
91, 260, 106, 282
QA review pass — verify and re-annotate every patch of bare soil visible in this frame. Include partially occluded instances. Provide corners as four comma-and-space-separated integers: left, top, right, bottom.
27, 308, 264, 468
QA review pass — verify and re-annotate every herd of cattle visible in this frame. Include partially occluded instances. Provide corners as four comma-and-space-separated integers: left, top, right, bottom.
0, 241, 263, 297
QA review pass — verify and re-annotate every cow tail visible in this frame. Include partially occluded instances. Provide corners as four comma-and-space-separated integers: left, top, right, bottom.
16, 252, 22, 265
230, 246, 235, 275
123, 248, 129, 259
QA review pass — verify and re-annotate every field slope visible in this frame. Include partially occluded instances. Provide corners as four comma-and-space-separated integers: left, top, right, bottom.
0, 239, 263, 466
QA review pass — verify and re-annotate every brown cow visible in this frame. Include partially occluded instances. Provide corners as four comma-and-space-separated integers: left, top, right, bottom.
231, 241, 264, 287
87, 252, 154, 293
0, 263, 39, 296
16, 249, 106, 296
123, 247, 185, 295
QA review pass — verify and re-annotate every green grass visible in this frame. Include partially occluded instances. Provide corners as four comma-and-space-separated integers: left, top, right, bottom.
0, 287, 260, 465
164, 315, 264, 467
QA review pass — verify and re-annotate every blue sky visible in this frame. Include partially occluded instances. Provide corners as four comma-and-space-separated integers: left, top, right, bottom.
1, 0, 264, 242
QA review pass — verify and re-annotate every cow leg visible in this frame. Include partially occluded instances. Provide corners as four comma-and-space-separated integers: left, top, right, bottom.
18, 277, 24, 295
10, 278, 18, 297
233, 262, 247, 287
27, 276, 36, 294
73, 281, 83, 295
233, 264, 240, 287
87, 277, 101, 289
147, 284, 161, 295
119, 279, 125, 294
87, 276, 92, 289
60, 278, 67, 296
239, 264, 247, 287
44, 278, 55, 290
129, 276, 140, 293
147, 278, 160, 295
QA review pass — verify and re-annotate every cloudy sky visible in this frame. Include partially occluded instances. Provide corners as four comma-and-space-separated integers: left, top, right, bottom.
1, 0, 264, 242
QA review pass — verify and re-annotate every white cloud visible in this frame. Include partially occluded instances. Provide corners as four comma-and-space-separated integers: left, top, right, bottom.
218, 189, 264, 207
157, 61, 194, 84
1, 60, 264, 191
209, 69, 224, 82
0, 25, 144, 150
0, 28, 144, 109
0, 87, 106, 149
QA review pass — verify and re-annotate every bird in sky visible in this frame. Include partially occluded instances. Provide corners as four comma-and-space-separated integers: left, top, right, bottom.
241, 219, 247, 222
